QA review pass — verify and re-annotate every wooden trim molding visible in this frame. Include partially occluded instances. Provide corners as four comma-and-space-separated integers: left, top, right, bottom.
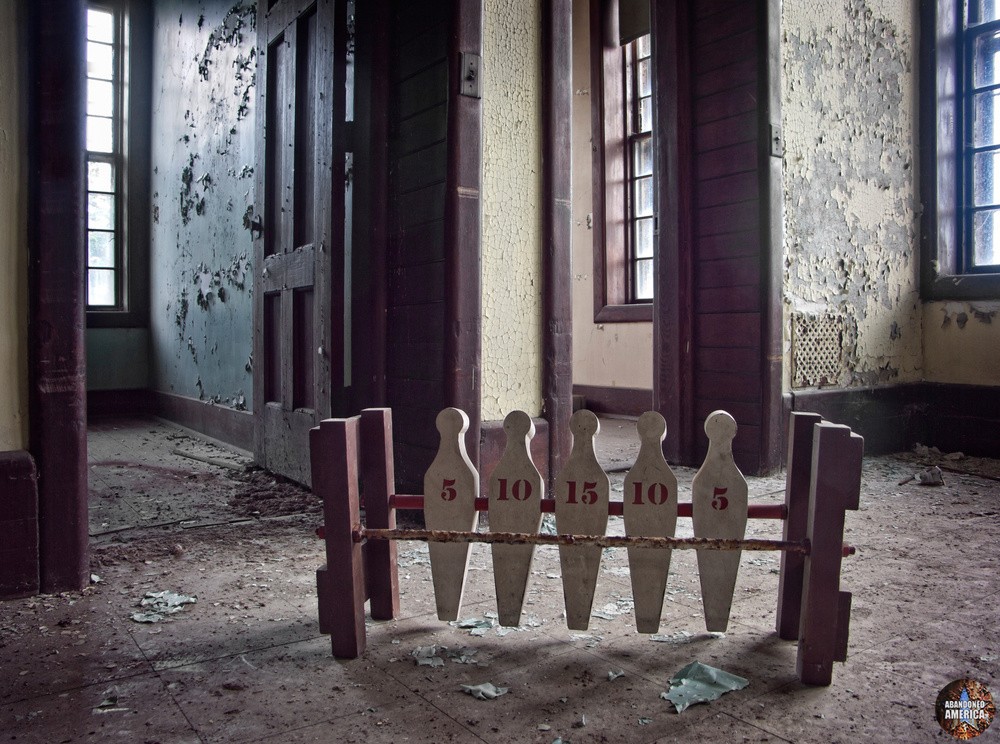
0, 451, 39, 598
154, 392, 254, 452
573, 384, 652, 417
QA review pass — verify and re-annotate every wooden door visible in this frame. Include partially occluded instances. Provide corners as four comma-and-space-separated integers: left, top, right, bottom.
254, 0, 347, 485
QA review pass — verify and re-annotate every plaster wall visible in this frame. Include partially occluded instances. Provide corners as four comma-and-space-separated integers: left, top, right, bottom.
923, 302, 1000, 385
149, 0, 256, 412
87, 329, 151, 391
0, 0, 28, 451
480, 0, 545, 419
569, 0, 653, 391
781, 0, 922, 389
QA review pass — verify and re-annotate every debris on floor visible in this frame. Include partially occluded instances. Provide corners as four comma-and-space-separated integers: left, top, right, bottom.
130, 590, 197, 623
898, 465, 945, 486
460, 682, 509, 700
660, 661, 749, 713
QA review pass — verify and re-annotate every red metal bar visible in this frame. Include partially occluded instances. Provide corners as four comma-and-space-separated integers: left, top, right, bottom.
388, 494, 786, 520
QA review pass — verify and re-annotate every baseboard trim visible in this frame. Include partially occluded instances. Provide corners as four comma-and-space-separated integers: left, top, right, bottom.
153, 391, 254, 452
0, 450, 39, 598
88, 388, 157, 418
788, 382, 1000, 458
572, 385, 652, 417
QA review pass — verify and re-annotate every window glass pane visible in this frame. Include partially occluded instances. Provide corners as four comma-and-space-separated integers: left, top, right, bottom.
633, 136, 653, 177
973, 150, 1000, 205
635, 33, 650, 59
87, 116, 113, 152
974, 31, 1000, 88
88, 231, 115, 268
634, 175, 654, 218
633, 258, 653, 301
974, 89, 1000, 147
637, 58, 651, 98
88, 269, 116, 307
88, 160, 114, 192
87, 9, 114, 43
87, 41, 113, 80
634, 217, 654, 259
88, 79, 114, 117
88, 192, 115, 230
973, 209, 1000, 265
638, 96, 653, 134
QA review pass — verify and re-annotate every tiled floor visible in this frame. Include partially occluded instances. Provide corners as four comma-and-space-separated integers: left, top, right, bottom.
1, 415, 998, 742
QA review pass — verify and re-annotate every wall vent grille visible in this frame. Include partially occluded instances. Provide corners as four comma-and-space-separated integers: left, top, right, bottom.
792, 313, 844, 388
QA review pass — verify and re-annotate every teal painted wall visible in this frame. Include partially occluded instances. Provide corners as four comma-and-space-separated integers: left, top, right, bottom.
148, 0, 256, 411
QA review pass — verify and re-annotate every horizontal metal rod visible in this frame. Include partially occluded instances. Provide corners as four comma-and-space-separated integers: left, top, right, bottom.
354, 526, 810, 554
387, 495, 787, 520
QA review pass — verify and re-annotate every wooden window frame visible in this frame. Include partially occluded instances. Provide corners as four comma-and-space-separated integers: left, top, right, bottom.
86, 0, 150, 328
590, 0, 652, 322
921, 0, 1000, 299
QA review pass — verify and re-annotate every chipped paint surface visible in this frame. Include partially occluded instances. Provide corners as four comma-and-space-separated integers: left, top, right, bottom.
150, 0, 255, 411
924, 302, 1000, 384
481, 0, 544, 419
782, 0, 921, 388
569, 0, 652, 390
0, 0, 27, 449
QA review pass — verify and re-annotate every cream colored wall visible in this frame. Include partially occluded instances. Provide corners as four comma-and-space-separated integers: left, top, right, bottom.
569, 0, 653, 391
0, 0, 28, 451
480, 0, 546, 419
923, 302, 1000, 385
781, 0, 922, 390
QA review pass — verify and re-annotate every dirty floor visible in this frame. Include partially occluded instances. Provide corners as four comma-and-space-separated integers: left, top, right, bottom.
1, 415, 998, 743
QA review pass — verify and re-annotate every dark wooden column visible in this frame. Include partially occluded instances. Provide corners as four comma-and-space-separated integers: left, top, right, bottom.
445, 0, 483, 468
27, 0, 90, 592
542, 0, 574, 483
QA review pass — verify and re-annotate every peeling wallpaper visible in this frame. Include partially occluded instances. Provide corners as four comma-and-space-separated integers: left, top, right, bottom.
782, 0, 922, 389
0, 0, 27, 450
149, 0, 256, 412
569, 0, 653, 391
480, 0, 545, 419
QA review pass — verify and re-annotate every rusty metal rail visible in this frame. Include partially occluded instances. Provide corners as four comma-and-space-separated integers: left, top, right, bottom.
353, 526, 811, 554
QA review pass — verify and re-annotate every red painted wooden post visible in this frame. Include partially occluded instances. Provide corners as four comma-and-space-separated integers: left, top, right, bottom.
311, 417, 367, 658
361, 408, 399, 620
797, 422, 863, 686
776, 411, 822, 640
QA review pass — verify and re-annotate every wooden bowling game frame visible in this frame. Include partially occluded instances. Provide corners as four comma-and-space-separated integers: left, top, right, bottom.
312, 408, 862, 687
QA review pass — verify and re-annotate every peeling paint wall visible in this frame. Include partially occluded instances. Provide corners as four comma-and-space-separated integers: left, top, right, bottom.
569, 0, 653, 391
924, 302, 1000, 384
782, 0, 922, 389
0, 0, 28, 450
149, 0, 256, 412
480, 0, 545, 419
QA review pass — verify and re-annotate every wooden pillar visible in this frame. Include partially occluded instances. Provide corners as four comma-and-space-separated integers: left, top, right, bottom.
27, 0, 89, 593
445, 0, 483, 468
542, 0, 574, 486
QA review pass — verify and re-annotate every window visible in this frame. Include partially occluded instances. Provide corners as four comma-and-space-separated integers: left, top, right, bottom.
625, 34, 654, 301
922, 0, 1000, 298
965, 3, 1000, 270
591, 0, 654, 321
86, 4, 124, 309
